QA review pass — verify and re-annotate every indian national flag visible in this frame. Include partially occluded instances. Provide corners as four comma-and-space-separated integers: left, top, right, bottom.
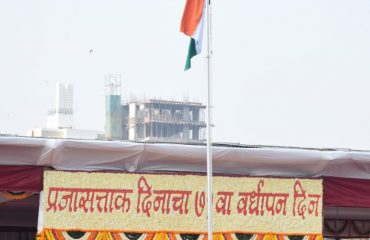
180, 0, 206, 71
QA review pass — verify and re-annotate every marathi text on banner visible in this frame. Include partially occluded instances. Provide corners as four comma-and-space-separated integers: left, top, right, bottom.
43, 171, 323, 234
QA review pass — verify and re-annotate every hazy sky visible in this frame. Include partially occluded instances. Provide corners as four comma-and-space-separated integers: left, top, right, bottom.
1, 0, 370, 149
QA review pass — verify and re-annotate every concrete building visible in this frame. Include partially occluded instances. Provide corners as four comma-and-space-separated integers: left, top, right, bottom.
120, 99, 206, 143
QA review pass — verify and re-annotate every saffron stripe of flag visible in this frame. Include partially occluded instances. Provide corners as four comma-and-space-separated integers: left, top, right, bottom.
180, 0, 206, 70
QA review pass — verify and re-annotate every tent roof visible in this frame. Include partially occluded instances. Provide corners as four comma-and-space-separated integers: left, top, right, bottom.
1, 137, 370, 179
1, 137, 370, 237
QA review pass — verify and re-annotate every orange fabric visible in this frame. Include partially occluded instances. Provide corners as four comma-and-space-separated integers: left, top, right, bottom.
168, 233, 177, 240
88, 232, 99, 240
0, 191, 34, 200
277, 234, 285, 240
112, 232, 123, 240
38, 230, 323, 240
180, 0, 204, 36
256, 234, 265, 240
223, 233, 233, 240
145, 232, 156, 240
56, 231, 64, 239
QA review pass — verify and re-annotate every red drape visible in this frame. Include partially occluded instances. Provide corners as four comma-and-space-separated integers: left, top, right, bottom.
0, 166, 43, 192
324, 176, 370, 208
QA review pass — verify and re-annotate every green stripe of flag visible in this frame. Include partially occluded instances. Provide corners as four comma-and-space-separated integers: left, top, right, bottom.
185, 38, 197, 71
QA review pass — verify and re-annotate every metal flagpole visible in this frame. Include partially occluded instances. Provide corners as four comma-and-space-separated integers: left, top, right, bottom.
206, 0, 213, 240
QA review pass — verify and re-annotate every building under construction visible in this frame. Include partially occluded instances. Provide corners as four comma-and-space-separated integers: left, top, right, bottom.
121, 99, 206, 143
104, 75, 206, 143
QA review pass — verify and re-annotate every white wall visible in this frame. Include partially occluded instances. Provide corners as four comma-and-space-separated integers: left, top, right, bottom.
27, 128, 101, 140
63, 129, 100, 139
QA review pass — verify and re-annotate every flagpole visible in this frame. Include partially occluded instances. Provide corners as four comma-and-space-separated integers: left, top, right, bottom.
206, 0, 213, 240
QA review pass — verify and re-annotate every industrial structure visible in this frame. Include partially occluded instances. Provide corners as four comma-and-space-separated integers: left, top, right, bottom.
104, 74, 123, 140
27, 83, 102, 139
46, 83, 74, 129
121, 99, 206, 143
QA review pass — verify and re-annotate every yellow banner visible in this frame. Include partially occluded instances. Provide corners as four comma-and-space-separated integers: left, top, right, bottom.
43, 171, 322, 234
